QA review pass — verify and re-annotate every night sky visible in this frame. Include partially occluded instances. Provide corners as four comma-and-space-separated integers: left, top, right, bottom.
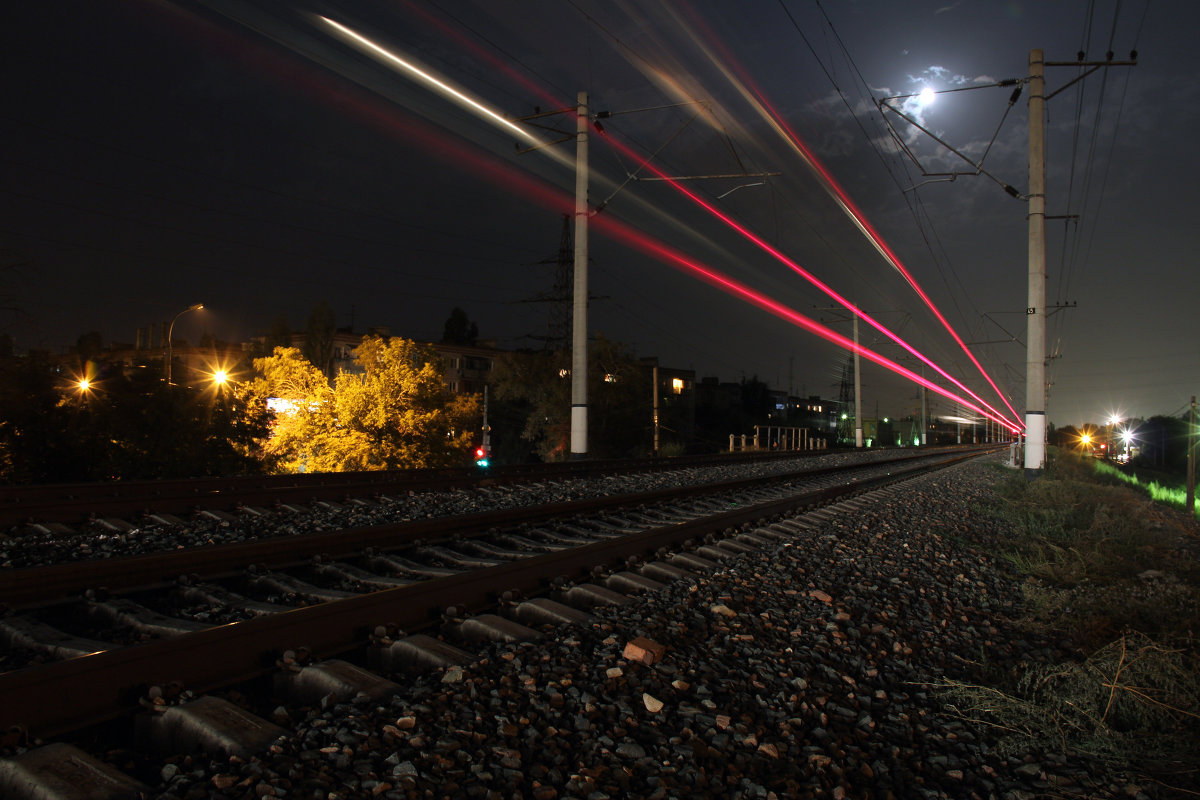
3, 0, 1196, 429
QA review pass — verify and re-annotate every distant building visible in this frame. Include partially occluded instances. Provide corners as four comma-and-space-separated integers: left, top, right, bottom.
641, 357, 696, 451
434, 342, 501, 395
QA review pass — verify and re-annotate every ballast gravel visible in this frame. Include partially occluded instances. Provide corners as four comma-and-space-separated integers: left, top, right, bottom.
0, 451, 904, 570
142, 456, 1154, 800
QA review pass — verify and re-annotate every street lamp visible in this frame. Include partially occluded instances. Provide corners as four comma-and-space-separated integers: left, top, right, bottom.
166, 303, 204, 385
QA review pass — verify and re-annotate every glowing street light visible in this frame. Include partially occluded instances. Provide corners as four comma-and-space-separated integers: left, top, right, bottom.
166, 303, 204, 385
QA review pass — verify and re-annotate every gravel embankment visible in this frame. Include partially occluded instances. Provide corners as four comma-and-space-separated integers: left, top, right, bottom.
0, 451, 902, 569
146, 456, 1152, 800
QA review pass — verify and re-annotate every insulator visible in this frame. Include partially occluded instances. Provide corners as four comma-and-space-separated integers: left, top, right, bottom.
1009, 87, 1023, 105
1077, 51, 1085, 61
1106, 50, 1114, 60
1130, 49, 1138, 60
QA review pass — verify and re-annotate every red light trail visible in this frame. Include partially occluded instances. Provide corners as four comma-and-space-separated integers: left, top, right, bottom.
288, 15, 1020, 432
596, 129, 1022, 431
645, 5, 1024, 429
590, 211, 1019, 431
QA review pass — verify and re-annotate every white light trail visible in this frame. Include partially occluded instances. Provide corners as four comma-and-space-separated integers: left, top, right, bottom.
317, 16, 543, 150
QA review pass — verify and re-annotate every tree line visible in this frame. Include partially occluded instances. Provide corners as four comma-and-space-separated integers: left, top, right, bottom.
0, 308, 694, 483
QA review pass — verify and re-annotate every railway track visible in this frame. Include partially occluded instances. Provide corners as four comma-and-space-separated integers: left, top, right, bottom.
0, 446, 1000, 798
0, 448, 820, 529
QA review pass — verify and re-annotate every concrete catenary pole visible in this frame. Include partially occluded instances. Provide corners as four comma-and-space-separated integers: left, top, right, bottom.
1024, 49, 1047, 474
920, 384, 927, 445
571, 91, 589, 459
853, 315, 863, 448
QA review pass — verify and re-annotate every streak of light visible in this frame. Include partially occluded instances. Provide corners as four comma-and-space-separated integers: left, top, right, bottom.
316, 16, 570, 168
262, 9, 1007, 429
596, 128, 1020, 431
311, 14, 740, 262
592, 211, 1020, 432
631, 4, 1024, 429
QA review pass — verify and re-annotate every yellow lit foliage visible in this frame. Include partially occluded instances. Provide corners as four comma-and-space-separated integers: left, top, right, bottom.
251, 338, 480, 472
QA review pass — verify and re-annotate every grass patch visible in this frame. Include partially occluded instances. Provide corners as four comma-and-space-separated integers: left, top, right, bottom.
988, 453, 1199, 593
938, 452, 1200, 790
1093, 459, 1200, 521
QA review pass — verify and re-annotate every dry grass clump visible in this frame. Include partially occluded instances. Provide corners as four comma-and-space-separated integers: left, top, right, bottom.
939, 632, 1200, 767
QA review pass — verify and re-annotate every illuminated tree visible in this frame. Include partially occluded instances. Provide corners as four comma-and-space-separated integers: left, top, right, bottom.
248, 347, 333, 472
252, 337, 481, 472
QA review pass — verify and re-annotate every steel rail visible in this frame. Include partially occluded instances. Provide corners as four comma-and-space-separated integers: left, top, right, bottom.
0, 449, 990, 739
0, 449, 821, 528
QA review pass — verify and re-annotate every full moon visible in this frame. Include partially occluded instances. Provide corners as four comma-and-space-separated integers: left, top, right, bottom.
918, 87, 936, 106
